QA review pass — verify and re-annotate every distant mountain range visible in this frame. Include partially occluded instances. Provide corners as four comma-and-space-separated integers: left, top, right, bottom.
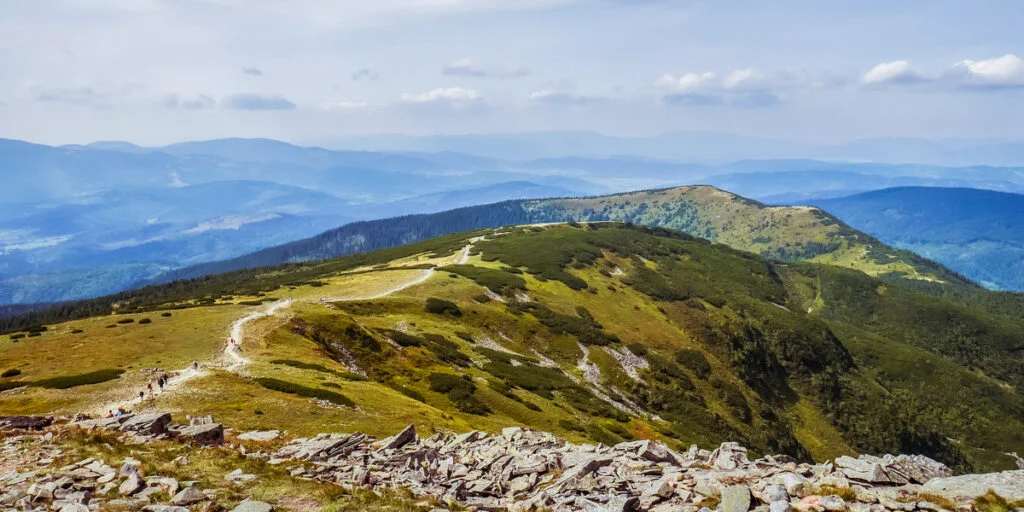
3, 135, 1024, 304
328, 131, 1024, 167
811, 187, 1024, 292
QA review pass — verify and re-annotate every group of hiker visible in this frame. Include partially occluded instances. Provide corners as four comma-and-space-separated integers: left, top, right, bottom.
103, 362, 198, 418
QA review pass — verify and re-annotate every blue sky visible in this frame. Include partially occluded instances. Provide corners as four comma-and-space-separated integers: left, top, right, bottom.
1, 0, 1022, 145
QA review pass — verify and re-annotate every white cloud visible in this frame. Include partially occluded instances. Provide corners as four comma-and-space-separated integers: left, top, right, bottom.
318, 100, 371, 110
655, 72, 717, 93
862, 60, 923, 85
442, 58, 529, 78
529, 90, 596, 105
723, 68, 765, 90
400, 87, 481, 104
954, 54, 1024, 87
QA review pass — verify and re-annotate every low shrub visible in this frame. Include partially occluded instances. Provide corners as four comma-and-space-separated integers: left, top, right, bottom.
138, 318, 152, 325
558, 419, 586, 432
255, 377, 355, 407
32, 369, 125, 389
269, 359, 366, 381
472, 294, 491, 304
161, 312, 173, 317
27, 332, 41, 337
626, 343, 648, 356
675, 349, 712, 379
425, 298, 462, 317
116, 319, 134, 324
71, 329, 84, 334
1, 368, 21, 378
428, 372, 489, 415
9, 334, 25, 340
387, 382, 426, 402
321, 382, 341, 389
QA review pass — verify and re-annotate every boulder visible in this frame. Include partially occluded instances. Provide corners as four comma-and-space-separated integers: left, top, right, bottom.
378, 424, 417, 451
177, 423, 224, 446
922, 470, 1024, 501
231, 500, 274, 512
120, 413, 172, 436
722, 485, 752, 512
237, 430, 280, 442
0, 416, 53, 430
119, 474, 145, 496
169, 487, 208, 506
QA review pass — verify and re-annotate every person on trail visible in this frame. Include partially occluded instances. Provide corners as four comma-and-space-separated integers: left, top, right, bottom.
105, 410, 113, 418
147, 383, 153, 394
139, 391, 144, 401
158, 377, 165, 390
192, 360, 198, 371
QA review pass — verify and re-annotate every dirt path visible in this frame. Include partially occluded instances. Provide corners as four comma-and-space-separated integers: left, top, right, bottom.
93, 240, 479, 414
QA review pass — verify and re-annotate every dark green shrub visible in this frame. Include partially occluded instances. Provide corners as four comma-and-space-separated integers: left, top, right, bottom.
32, 369, 124, 389
558, 419, 586, 432
472, 294, 491, 304
255, 377, 355, 407
138, 318, 152, 325
675, 349, 712, 379
27, 332, 41, 337
105, 324, 116, 329
71, 329, 84, 334
425, 298, 462, 317
9, 334, 25, 340
26, 326, 47, 333
604, 421, 634, 439
626, 343, 648, 356
321, 382, 341, 389
440, 265, 526, 295
269, 359, 366, 381
238, 300, 265, 306
428, 373, 489, 414
1, 369, 21, 378
387, 382, 426, 402
117, 319, 134, 324
161, 312, 173, 317
455, 331, 475, 342
377, 329, 424, 347
523, 401, 542, 411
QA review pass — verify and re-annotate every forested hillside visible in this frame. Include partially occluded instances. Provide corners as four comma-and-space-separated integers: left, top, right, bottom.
814, 187, 1024, 291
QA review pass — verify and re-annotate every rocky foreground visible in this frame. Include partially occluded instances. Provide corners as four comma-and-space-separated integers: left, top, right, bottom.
1, 413, 1023, 512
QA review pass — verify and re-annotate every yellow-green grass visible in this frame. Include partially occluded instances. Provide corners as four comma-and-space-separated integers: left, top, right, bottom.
0, 306, 244, 415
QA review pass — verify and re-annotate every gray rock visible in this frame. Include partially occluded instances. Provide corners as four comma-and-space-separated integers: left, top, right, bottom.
722, 485, 752, 512
769, 501, 792, 512
819, 495, 846, 511
237, 430, 280, 442
378, 424, 417, 451
176, 423, 224, 446
120, 413, 172, 436
762, 485, 789, 504
169, 487, 208, 506
230, 499, 274, 512
118, 474, 144, 496
922, 470, 1024, 501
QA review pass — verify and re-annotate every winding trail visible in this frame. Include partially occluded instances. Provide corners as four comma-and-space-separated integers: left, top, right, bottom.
94, 240, 478, 414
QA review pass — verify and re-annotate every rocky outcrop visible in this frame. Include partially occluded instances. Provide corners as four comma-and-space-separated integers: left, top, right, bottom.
0, 416, 53, 431
263, 424, 1014, 512
3, 414, 1023, 512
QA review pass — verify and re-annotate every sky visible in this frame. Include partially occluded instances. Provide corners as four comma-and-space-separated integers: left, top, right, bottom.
1, 0, 1023, 145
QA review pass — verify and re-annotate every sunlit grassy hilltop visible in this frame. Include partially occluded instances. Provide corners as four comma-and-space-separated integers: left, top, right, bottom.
3, 223, 1023, 474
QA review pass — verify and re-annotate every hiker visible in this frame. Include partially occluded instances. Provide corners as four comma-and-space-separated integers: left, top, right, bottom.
147, 382, 153, 394
192, 360, 199, 370
158, 377, 165, 390
105, 410, 113, 418
139, 390, 144, 401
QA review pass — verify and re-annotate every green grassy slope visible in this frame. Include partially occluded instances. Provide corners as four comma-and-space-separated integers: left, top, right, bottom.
4, 223, 1022, 473
164, 186, 970, 289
